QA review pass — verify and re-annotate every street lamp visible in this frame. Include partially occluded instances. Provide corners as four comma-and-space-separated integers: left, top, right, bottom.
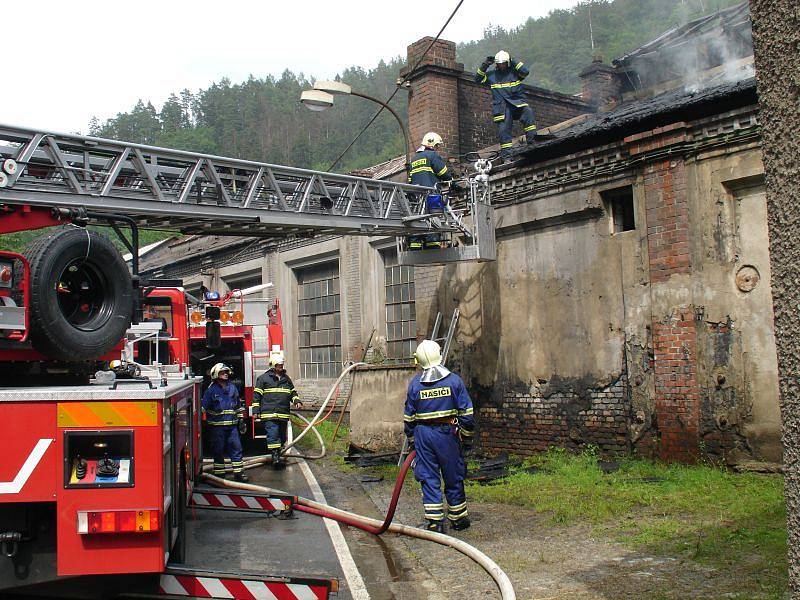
300, 81, 411, 170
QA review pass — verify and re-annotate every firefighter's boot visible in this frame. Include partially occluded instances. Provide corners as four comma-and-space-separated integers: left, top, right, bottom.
271, 450, 286, 470
450, 516, 471, 531
426, 519, 445, 534
234, 472, 249, 483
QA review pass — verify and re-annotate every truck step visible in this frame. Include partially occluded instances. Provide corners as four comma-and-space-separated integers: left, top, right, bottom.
158, 566, 336, 599
190, 487, 295, 516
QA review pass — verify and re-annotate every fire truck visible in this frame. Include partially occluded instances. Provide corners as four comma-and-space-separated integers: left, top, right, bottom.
0, 123, 495, 598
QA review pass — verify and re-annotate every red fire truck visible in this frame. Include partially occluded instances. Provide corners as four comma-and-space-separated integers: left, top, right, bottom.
0, 123, 489, 598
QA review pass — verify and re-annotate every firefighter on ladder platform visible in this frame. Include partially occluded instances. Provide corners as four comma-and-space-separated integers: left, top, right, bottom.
404, 340, 474, 533
408, 132, 453, 251
475, 50, 537, 160
253, 351, 301, 470
202, 363, 249, 482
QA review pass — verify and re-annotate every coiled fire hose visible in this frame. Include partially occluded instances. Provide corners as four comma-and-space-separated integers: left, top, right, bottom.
202, 449, 516, 600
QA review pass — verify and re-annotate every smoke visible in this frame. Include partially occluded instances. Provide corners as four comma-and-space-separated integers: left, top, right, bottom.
627, 8, 754, 94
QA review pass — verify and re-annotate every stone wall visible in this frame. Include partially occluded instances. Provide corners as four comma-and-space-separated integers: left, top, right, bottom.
421, 105, 779, 464
750, 2, 800, 593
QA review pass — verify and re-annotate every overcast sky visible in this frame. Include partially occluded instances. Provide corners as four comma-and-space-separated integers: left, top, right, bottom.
4, 0, 581, 134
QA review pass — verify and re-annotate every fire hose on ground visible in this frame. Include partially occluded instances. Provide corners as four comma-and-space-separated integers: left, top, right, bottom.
202, 451, 516, 599
199, 361, 517, 598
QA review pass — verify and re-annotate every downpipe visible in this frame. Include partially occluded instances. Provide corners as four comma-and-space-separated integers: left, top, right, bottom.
201, 449, 516, 600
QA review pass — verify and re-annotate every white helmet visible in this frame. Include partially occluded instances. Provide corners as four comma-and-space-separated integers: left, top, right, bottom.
269, 351, 285, 367
421, 132, 443, 148
210, 363, 232, 379
494, 50, 510, 64
414, 340, 442, 369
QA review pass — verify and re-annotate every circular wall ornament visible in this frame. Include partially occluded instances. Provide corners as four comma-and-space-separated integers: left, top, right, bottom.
735, 265, 760, 292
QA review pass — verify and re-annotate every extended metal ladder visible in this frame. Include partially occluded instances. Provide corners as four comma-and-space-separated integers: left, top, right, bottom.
397, 308, 460, 465
0, 123, 438, 237
0, 124, 497, 263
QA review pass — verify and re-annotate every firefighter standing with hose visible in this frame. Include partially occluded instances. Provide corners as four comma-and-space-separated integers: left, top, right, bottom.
404, 340, 474, 533
202, 363, 248, 482
253, 351, 302, 469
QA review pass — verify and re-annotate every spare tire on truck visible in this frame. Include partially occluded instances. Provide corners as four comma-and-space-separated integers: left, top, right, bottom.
23, 227, 133, 361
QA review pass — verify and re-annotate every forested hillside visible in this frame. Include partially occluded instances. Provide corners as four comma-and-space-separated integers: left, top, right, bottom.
2, 0, 742, 252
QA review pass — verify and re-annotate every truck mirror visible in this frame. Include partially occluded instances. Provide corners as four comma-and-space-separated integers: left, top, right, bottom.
206, 320, 221, 349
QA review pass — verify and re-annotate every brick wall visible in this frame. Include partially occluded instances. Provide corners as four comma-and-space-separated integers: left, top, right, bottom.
402, 38, 463, 159
477, 376, 629, 455
635, 123, 701, 461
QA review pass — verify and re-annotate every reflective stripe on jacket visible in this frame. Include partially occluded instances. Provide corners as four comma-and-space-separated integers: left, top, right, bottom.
408, 149, 453, 188
201, 381, 242, 426
252, 368, 298, 419
474, 59, 530, 120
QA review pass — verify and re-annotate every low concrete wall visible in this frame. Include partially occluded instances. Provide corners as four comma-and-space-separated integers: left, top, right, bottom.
349, 366, 416, 452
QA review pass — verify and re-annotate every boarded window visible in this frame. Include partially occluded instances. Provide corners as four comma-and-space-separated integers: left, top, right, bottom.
383, 250, 416, 363
603, 186, 636, 233
296, 261, 341, 379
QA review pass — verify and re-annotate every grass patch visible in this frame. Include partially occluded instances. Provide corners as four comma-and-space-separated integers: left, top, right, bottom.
467, 448, 787, 596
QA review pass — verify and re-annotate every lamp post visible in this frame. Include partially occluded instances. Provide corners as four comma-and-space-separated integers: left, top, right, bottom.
300, 81, 411, 171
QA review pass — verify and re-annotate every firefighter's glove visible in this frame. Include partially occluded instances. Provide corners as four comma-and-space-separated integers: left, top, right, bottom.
237, 418, 247, 436
293, 401, 303, 410
407, 438, 415, 452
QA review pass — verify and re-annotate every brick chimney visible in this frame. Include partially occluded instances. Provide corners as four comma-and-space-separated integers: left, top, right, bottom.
580, 56, 622, 111
400, 37, 464, 159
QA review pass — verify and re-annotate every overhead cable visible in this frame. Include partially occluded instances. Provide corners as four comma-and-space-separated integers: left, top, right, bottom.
327, 0, 466, 171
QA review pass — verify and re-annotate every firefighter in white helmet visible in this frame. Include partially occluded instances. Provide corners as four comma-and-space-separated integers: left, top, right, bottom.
408, 132, 453, 251
252, 350, 301, 469
475, 50, 537, 160
403, 340, 474, 533
202, 363, 248, 481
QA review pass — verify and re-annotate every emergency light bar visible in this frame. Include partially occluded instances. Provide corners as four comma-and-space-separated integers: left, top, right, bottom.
77, 509, 160, 534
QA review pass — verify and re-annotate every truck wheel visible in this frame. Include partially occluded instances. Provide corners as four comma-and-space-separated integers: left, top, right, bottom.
24, 227, 133, 360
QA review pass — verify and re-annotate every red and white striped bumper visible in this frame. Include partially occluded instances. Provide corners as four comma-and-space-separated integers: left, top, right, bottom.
159, 572, 333, 599
190, 490, 294, 514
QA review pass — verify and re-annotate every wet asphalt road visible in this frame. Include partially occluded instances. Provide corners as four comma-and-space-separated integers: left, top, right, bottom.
184, 460, 357, 599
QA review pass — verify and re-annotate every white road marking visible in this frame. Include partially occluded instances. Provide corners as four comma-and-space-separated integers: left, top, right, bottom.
0, 438, 53, 494
296, 458, 370, 600
197, 576, 234, 598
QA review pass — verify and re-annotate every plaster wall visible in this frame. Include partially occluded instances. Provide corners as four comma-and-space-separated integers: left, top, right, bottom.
349, 367, 416, 451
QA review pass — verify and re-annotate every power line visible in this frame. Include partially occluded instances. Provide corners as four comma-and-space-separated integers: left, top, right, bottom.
327, 0, 466, 172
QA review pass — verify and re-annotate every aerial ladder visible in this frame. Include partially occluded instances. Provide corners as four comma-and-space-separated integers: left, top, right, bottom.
0, 123, 496, 265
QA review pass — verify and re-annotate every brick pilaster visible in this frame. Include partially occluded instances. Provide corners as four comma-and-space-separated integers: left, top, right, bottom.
634, 123, 701, 461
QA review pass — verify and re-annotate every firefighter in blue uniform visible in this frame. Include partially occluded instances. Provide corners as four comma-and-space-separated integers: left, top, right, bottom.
475, 50, 537, 159
252, 351, 301, 470
404, 340, 474, 533
202, 363, 248, 482
408, 132, 453, 251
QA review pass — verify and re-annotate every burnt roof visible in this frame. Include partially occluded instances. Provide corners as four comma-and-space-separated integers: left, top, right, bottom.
613, 2, 751, 68
510, 76, 757, 166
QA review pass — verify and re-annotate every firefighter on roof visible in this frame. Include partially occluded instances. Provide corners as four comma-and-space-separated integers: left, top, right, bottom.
408, 132, 453, 251
202, 363, 248, 482
253, 351, 301, 469
404, 340, 474, 533
475, 50, 537, 159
